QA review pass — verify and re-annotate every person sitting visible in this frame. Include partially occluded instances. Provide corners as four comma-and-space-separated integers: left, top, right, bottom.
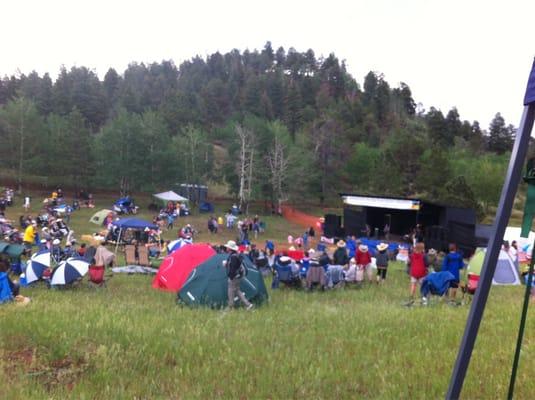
51, 239, 63, 263
326, 263, 345, 288
306, 258, 326, 290
0, 254, 19, 301
333, 240, 350, 267
78, 243, 87, 257
272, 256, 301, 289
63, 242, 75, 259
345, 257, 358, 283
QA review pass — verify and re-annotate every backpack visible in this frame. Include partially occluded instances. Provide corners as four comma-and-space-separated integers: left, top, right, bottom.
227, 253, 248, 279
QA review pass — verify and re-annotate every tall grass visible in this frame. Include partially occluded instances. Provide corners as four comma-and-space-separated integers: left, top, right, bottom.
1, 192, 535, 398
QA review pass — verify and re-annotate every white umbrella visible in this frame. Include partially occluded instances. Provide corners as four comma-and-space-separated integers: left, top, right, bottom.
50, 257, 89, 285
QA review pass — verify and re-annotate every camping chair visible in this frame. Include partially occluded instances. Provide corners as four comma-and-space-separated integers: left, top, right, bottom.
137, 246, 150, 267
420, 271, 456, 305
461, 273, 480, 303
272, 264, 301, 289
124, 245, 137, 265
88, 265, 106, 287
306, 263, 326, 291
326, 265, 345, 289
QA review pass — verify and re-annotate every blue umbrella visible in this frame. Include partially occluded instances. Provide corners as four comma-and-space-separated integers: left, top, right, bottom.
50, 257, 89, 285
25, 250, 51, 284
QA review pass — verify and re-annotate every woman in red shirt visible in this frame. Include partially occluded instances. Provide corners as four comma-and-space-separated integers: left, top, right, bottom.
408, 242, 428, 301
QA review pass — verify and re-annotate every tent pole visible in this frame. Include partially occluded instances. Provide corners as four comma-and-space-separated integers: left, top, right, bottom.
446, 104, 535, 399
115, 228, 122, 255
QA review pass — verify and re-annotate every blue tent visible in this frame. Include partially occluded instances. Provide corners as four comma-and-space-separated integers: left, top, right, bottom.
113, 218, 158, 230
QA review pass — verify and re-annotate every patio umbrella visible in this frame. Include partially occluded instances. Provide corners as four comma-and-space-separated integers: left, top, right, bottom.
90, 209, 113, 225
25, 250, 51, 284
168, 238, 192, 254
50, 257, 89, 285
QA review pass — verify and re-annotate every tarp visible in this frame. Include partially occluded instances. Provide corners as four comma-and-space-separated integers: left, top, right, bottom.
153, 191, 188, 202
467, 248, 521, 285
113, 218, 158, 230
152, 243, 216, 292
178, 254, 268, 308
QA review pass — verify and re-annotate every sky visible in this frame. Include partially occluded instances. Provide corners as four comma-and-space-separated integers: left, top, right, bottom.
1, 0, 534, 128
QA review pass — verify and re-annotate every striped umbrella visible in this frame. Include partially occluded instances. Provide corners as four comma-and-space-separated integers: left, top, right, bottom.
168, 238, 192, 254
25, 250, 51, 284
50, 257, 89, 285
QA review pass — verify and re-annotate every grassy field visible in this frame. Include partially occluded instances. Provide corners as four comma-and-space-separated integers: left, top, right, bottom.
1, 192, 535, 398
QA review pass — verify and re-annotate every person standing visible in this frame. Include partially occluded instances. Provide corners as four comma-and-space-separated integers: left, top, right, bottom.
356, 244, 373, 282
23, 220, 37, 255
224, 240, 253, 310
407, 242, 428, 302
509, 240, 519, 272
375, 243, 389, 283
441, 243, 465, 301
383, 223, 390, 241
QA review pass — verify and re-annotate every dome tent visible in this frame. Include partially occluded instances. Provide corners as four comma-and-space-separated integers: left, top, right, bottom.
177, 254, 268, 308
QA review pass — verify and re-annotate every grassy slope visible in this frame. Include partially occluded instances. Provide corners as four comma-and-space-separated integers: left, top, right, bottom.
1, 193, 535, 398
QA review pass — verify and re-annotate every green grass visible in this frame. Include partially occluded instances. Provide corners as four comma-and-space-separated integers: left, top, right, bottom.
1, 192, 535, 398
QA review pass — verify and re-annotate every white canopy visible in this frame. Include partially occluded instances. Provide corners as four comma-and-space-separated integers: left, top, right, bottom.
153, 191, 189, 202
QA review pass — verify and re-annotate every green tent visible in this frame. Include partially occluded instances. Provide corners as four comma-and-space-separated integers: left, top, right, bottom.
90, 209, 113, 225
178, 254, 269, 308
0, 241, 25, 261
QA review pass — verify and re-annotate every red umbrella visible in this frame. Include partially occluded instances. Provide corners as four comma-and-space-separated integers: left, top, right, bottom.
152, 243, 216, 292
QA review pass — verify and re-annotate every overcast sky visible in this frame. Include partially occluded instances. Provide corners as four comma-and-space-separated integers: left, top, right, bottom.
1, 0, 534, 128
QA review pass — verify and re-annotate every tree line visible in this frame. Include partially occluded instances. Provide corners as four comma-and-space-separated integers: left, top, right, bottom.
0, 42, 518, 217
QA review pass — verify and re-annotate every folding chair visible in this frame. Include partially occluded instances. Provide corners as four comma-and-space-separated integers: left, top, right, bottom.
137, 246, 150, 267
124, 245, 137, 265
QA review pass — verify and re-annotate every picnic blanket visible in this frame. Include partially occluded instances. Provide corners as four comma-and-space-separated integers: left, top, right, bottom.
111, 266, 158, 274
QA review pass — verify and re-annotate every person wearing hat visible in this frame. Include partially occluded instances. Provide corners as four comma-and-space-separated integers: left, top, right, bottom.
356, 244, 373, 283
38, 238, 49, 252
375, 243, 389, 283
224, 240, 253, 310
51, 238, 63, 263
333, 240, 349, 267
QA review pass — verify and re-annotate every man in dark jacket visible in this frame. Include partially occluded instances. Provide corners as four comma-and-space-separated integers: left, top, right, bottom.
333, 240, 349, 266
225, 240, 253, 310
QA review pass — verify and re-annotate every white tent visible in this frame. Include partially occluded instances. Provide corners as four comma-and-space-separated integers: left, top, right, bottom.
503, 226, 535, 248
153, 191, 188, 202
467, 248, 521, 285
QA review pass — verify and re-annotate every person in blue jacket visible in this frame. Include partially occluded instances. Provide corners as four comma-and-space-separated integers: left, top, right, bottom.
441, 243, 465, 300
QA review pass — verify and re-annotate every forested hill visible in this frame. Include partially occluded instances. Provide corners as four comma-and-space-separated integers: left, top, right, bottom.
0, 42, 518, 216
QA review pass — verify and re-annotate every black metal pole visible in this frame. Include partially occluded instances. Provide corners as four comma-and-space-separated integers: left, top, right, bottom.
446, 103, 535, 400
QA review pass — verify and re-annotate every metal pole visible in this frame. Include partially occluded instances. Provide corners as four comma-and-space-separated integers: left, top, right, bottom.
507, 239, 535, 399
446, 104, 535, 399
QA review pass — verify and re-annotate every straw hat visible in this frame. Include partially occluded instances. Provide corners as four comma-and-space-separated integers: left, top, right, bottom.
279, 256, 292, 263
289, 246, 296, 251
377, 243, 388, 252
337, 240, 346, 248
358, 244, 368, 252
224, 240, 239, 251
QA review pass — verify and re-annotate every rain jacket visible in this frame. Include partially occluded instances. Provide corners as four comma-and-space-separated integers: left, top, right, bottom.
442, 252, 464, 281
0, 272, 13, 303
